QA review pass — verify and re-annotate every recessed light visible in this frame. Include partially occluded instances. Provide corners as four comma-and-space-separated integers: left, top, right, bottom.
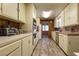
42, 11, 52, 18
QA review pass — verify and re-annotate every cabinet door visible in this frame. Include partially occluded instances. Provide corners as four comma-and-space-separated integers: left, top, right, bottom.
0, 3, 1, 14
59, 34, 64, 50
63, 35, 68, 53
60, 10, 65, 27
8, 47, 21, 56
69, 4, 78, 25
22, 37, 29, 56
2, 3, 18, 20
67, 36, 79, 55
0, 40, 21, 56
19, 3, 26, 23
28, 35, 33, 55
64, 4, 70, 26
54, 17, 59, 28
22, 35, 32, 56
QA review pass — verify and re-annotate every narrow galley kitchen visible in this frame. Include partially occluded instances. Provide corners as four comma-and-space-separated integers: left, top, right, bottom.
0, 3, 79, 56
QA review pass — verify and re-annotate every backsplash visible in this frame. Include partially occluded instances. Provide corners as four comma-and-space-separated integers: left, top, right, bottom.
65, 25, 79, 32
0, 19, 20, 29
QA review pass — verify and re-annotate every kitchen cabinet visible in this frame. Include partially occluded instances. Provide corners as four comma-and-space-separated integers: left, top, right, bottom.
19, 3, 26, 23
59, 10, 65, 27
8, 47, 21, 56
55, 10, 65, 28
59, 34, 72, 55
0, 40, 21, 56
59, 34, 68, 53
59, 34, 79, 55
2, 3, 18, 20
64, 4, 70, 26
51, 31, 57, 42
54, 17, 59, 28
22, 35, 33, 56
24, 4, 36, 32
0, 3, 1, 14
64, 3, 79, 26
69, 4, 78, 26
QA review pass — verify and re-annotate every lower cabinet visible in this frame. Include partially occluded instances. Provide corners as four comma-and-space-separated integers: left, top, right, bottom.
8, 47, 21, 56
0, 34, 38, 56
59, 34, 79, 56
0, 40, 21, 56
22, 35, 33, 56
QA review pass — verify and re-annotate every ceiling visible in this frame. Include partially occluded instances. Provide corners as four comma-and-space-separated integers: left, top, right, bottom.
34, 3, 68, 19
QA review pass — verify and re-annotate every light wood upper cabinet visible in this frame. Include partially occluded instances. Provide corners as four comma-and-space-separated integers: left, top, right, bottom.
2, 3, 18, 20
64, 3, 79, 26
19, 3, 26, 23
0, 3, 1, 14
69, 4, 78, 25
59, 10, 65, 27
64, 4, 70, 26
54, 17, 59, 28
54, 11, 65, 28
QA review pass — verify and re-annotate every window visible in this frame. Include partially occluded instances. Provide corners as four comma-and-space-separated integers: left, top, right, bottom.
42, 25, 49, 31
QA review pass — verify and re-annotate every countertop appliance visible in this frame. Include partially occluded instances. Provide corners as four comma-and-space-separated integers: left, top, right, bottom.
0, 28, 18, 36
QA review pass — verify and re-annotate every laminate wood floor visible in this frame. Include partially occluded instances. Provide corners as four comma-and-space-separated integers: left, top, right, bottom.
32, 38, 66, 56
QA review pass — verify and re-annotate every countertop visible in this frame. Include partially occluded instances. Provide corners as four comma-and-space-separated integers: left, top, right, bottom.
74, 52, 79, 56
0, 33, 32, 48
58, 31, 79, 36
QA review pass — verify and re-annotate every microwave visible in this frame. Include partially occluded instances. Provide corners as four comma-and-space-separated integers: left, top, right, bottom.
0, 28, 18, 36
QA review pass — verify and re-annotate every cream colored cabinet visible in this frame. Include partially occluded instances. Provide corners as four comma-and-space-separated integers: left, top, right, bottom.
2, 3, 18, 20
8, 47, 21, 56
19, 3, 26, 23
59, 34, 71, 55
59, 10, 65, 27
51, 31, 57, 42
59, 34, 79, 55
54, 17, 59, 28
28, 35, 33, 55
64, 3, 79, 26
69, 4, 78, 25
64, 4, 70, 26
59, 34, 65, 50
0, 40, 21, 56
55, 11, 65, 28
25, 4, 36, 32
0, 3, 1, 14
22, 35, 33, 56
22, 37, 29, 56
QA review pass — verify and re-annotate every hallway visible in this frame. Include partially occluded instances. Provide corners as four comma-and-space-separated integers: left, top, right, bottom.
32, 38, 66, 56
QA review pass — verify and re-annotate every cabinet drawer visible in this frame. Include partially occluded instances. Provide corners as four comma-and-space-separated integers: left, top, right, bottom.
0, 40, 21, 56
8, 47, 21, 56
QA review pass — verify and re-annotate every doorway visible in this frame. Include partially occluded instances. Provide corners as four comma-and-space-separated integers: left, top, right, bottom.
40, 20, 54, 39
42, 24, 49, 38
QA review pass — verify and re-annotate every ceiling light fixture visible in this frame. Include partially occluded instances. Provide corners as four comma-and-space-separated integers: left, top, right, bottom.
42, 11, 52, 18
